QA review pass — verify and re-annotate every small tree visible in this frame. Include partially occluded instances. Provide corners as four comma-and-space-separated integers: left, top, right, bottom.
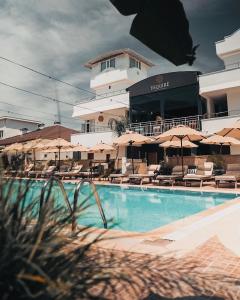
108, 116, 129, 169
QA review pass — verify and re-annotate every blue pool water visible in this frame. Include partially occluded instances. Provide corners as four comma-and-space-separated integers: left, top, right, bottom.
4, 180, 239, 232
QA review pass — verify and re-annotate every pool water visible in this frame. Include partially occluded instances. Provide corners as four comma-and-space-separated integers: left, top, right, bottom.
4, 180, 239, 232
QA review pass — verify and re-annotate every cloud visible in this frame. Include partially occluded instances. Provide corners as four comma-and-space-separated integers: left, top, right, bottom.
0, 0, 238, 128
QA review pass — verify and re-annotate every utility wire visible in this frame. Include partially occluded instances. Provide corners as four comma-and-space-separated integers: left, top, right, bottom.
0, 100, 74, 122
0, 54, 129, 102
0, 55, 95, 96
0, 80, 124, 118
0, 108, 77, 128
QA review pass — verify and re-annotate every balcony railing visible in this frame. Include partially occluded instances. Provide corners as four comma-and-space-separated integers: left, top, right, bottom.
129, 115, 202, 136
78, 115, 202, 136
79, 124, 112, 134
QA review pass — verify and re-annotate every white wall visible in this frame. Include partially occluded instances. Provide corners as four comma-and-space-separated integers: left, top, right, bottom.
71, 131, 126, 160
201, 115, 240, 135
90, 53, 149, 90
0, 119, 39, 139
72, 92, 129, 119
71, 131, 116, 147
216, 29, 240, 66
199, 67, 240, 95
227, 88, 240, 114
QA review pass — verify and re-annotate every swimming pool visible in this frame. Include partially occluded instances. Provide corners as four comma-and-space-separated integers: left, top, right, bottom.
4, 180, 239, 233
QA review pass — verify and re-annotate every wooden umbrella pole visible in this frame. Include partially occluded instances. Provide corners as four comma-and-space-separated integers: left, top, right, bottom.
33, 149, 36, 171
130, 141, 134, 174
58, 147, 61, 171
181, 138, 184, 177
220, 143, 223, 155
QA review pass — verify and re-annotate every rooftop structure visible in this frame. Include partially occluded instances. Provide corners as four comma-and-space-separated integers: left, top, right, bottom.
0, 124, 79, 146
199, 29, 240, 154
0, 116, 42, 140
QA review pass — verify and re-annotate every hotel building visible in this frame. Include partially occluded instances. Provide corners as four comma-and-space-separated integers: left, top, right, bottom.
72, 29, 240, 161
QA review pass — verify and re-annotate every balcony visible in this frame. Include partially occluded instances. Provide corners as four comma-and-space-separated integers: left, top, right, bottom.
199, 66, 240, 95
79, 124, 112, 134
72, 90, 129, 119
129, 115, 202, 136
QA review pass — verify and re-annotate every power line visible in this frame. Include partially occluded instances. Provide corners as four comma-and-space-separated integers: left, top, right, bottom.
0, 108, 77, 128
0, 80, 73, 107
0, 54, 130, 103
0, 80, 124, 118
0, 100, 74, 122
0, 55, 95, 96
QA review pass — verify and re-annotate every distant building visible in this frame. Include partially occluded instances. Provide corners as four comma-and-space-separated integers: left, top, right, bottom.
71, 29, 240, 162
72, 49, 154, 148
0, 124, 79, 161
0, 116, 41, 140
199, 29, 240, 153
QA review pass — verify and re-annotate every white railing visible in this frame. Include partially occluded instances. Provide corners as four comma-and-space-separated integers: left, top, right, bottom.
79, 124, 112, 134
129, 115, 202, 136
78, 115, 202, 135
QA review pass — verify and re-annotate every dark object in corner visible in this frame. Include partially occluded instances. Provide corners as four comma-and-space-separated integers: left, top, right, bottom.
109, 0, 198, 66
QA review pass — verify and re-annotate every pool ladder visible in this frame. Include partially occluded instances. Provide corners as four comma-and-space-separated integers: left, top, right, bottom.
39, 177, 107, 231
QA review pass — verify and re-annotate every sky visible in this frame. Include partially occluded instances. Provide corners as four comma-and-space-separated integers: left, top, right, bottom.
0, 0, 239, 129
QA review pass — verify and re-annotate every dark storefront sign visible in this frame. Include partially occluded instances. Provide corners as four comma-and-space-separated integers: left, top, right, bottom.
127, 71, 200, 97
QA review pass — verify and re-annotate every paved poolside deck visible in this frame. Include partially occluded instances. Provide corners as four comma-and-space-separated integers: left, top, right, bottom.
5, 176, 240, 298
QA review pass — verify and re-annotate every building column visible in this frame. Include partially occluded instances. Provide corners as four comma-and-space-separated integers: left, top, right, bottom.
160, 99, 165, 119
206, 97, 214, 118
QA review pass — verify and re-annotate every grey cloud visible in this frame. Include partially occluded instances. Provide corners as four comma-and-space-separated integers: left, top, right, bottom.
0, 0, 239, 128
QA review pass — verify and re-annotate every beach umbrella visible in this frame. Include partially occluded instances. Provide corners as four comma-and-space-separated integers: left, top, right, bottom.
43, 138, 72, 171
160, 140, 198, 149
89, 142, 115, 153
200, 134, 240, 154
160, 140, 198, 163
216, 120, 240, 139
155, 125, 205, 176
23, 139, 52, 170
113, 131, 152, 173
3, 143, 25, 153
70, 144, 89, 152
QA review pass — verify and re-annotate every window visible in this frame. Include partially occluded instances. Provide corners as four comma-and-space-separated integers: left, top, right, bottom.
101, 58, 115, 72
0, 130, 3, 138
129, 57, 141, 70
88, 153, 94, 160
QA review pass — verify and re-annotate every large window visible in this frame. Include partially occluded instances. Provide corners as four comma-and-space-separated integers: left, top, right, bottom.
0, 130, 3, 138
101, 58, 115, 72
129, 57, 141, 70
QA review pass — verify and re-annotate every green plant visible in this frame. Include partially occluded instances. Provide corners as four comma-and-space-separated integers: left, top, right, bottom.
0, 176, 238, 299
0, 178, 128, 299
108, 116, 128, 138
208, 154, 226, 169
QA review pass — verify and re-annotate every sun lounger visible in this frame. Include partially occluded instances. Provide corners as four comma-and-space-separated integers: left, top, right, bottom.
156, 165, 188, 186
109, 164, 140, 184
128, 164, 161, 185
215, 164, 240, 189
41, 165, 57, 178
18, 163, 34, 177
55, 165, 83, 179
183, 162, 214, 187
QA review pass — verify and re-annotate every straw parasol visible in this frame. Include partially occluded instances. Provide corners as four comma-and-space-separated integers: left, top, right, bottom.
159, 140, 198, 164
23, 139, 52, 170
43, 138, 72, 170
89, 142, 115, 153
200, 134, 240, 154
216, 120, 240, 139
70, 144, 89, 152
3, 143, 25, 153
113, 131, 152, 173
155, 125, 205, 175
159, 140, 198, 149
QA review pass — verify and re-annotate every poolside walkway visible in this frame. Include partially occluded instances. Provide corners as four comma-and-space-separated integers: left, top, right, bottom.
69, 235, 240, 299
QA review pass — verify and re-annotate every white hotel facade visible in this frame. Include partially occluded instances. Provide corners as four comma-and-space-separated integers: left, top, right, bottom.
71, 29, 240, 159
